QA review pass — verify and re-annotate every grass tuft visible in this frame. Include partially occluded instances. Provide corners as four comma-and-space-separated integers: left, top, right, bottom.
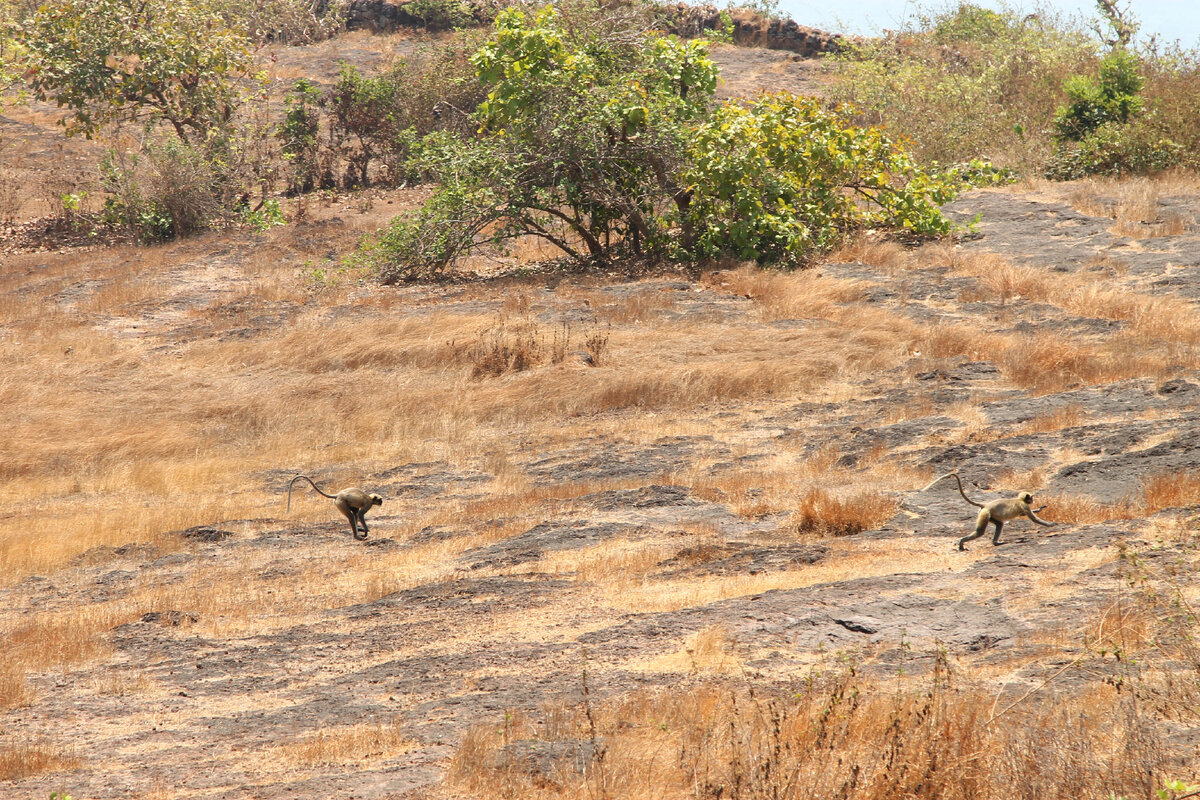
790, 488, 898, 537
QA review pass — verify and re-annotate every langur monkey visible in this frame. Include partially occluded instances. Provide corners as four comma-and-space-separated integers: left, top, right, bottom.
287, 475, 383, 541
922, 472, 1055, 551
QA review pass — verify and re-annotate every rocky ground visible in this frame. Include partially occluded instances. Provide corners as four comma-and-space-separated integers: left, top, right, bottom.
4, 176, 1200, 797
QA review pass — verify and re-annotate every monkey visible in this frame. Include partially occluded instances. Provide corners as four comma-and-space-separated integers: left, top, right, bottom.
921, 472, 1055, 551
286, 475, 383, 541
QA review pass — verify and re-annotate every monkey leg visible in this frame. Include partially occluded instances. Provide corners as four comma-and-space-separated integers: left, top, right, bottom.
335, 501, 361, 539
991, 520, 1005, 546
959, 513, 990, 551
354, 510, 369, 540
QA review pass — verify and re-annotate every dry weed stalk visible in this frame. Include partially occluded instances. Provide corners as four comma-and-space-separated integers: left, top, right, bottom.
450, 650, 1168, 800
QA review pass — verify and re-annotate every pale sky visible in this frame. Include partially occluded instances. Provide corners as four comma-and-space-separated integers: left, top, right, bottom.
777, 1, 1200, 49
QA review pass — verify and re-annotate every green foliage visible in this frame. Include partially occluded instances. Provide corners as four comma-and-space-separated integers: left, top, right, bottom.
1046, 117, 1188, 180
280, 78, 326, 193
944, 157, 1019, 188
1054, 46, 1144, 141
21, 0, 254, 142
364, 133, 506, 281
240, 197, 286, 231
405, 0, 474, 31
0, 0, 30, 102
467, 3, 716, 260
99, 137, 226, 240
1158, 779, 1200, 800
210, 0, 347, 44
324, 63, 411, 186
828, 3, 1095, 172
682, 95, 956, 264
365, 2, 957, 276
284, 39, 484, 190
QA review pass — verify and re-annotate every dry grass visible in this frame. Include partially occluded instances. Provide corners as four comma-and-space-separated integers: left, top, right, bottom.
826, 236, 911, 271
1016, 405, 1085, 435
450, 659, 1166, 800
951, 250, 1200, 346
275, 720, 416, 766
1068, 177, 1193, 239
596, 289, 678, 324
1041, 468, 1200, 525
789, 488, 898, 537
601, 539, 960, 613
636, 624, 744, 674
704, 265, 867, 320
1139, 469, 1200, 514
0, 736, 81, 781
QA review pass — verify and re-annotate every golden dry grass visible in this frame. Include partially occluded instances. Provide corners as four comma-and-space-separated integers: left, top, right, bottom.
450, 664, 1161, 800
274, 720, 417, 766
0, 735, 81, 781
1040, 468, 1200, 525
3, 171, 1200, 795
790, 487, 898, 536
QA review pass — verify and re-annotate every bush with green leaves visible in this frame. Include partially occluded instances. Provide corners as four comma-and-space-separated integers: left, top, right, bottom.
404, 0, 475, 32
0, 0, 30, 102
99, 137, 223, 240
323, 63, 412, 187
1046, 117, 1189, 180
363, 1, 957, 278
21, 0, 255, 143
211, 0, 347, 44
682, 95, 957, 264
280, 78, 326, 193
1054, 46, 1144, 141
281, 38, 484, 191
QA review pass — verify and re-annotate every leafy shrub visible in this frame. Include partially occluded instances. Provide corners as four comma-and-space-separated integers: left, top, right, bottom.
405, 0, 474, 31
99, 138, 221, 239
280, 78, 328, 193
1054, 46, 1144, 141
368, 143, 504, 282
683, 95, 957, 264
212, 0, 347, 44
323, 63, 412, 187
281, 37, 484, 191
1046, 118, 1188, 180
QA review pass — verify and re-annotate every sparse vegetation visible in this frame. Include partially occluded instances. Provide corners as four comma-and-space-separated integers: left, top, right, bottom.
5, 0, 1200, 795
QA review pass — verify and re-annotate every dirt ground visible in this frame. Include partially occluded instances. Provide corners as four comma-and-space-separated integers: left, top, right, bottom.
3, 31, 1200, 800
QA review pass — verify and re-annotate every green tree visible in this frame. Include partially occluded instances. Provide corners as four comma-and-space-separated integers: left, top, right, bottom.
21, 0, 255, 142
366, 1, 956, 279
371, 2, 717, 279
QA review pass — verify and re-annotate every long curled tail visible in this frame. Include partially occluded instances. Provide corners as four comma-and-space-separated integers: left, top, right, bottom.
287, 474, 336, 512
921, 472, 984, 508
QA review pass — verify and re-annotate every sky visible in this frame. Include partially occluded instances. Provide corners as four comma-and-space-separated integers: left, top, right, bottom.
775, 1, 1200, 49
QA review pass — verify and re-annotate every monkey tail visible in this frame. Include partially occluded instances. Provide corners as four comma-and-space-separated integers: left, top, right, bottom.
287, 475, 335, 512
920, 471, 985, 508
950, 473, 984, 508
920, 472, 957, 492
